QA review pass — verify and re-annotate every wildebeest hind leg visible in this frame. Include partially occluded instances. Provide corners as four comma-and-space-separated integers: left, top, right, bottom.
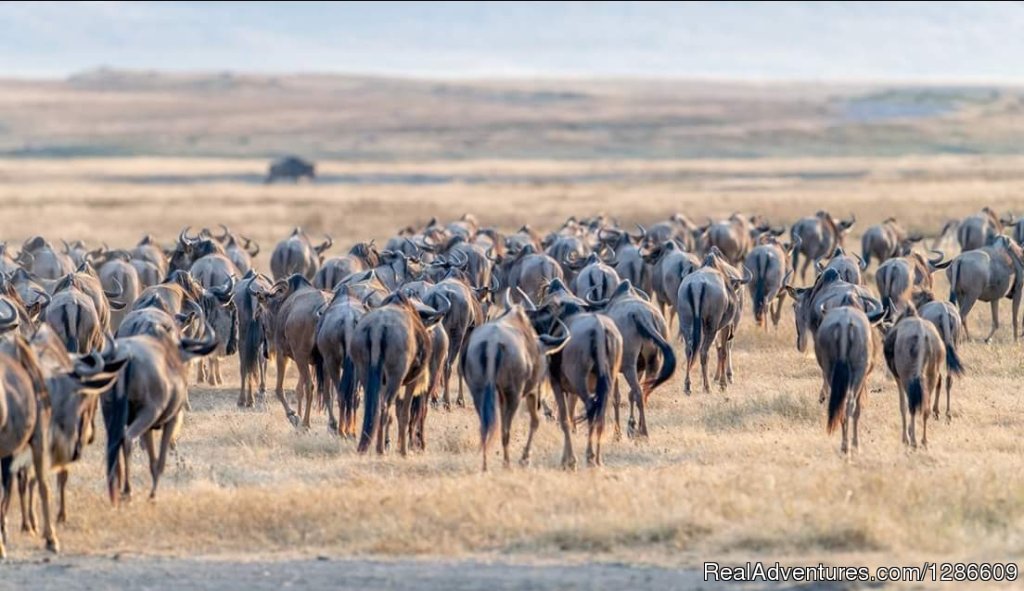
520, 390, 539, 467
984, 299, 1000, 343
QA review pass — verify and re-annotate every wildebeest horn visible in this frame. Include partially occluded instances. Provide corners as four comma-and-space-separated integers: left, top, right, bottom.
854, 252, 868, 271
217, 224, 231, 241
739, 265, 753, 285
181, 226, 201, 245
30, 288, 51, 310
0, 298, 19, 332
244, 237, 260, 257
633, 224, 647, 242
317, 235, 333, 253
516, 287, 537, 311
73, 351, 105, 378
60, 238, 72, 254
584, 285, 609, 308
861, 295, 884, 321
209, 278, 235, 301
503, 287, 514, 311
928, 249, 951, 269
431, 292, 451, 318
103, 278, 124, 300
539, 318, 571, 352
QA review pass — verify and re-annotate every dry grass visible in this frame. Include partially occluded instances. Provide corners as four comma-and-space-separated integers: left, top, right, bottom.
3, 156, 1024, 570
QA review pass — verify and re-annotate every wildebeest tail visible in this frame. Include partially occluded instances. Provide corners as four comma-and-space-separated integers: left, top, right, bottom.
684, 283, 703, 357
102, 360, 131, 505
478, 341, 500, 449
357, 330, 384, 453
752, 256, 769, 323
59, 304, 79, 354
239, 317, 263, 381
312, 344, 328, 410
906, 377, 924, 415
585, 326, 613, 424
633, 312, 676, 391
941, 312, 965, 377
827, 359, 851, 434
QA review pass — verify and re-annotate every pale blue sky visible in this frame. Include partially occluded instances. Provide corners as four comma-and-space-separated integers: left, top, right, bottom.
2, 1, 1023, 81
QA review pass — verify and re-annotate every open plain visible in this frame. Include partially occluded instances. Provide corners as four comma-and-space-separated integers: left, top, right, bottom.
0, 75, 1022, 589
0, 154, 1022, 590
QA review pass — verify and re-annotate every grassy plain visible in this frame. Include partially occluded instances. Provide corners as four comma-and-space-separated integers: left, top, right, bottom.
0, 155, 1022, 579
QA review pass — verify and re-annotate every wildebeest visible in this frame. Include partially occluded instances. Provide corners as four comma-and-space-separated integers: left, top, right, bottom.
816, 305, 882, 455
1000, 212, 1024, 247
17, 237, 74, 280
313, 241, 380, 291
500, 245, 564, 305
265, 156, 316, 184
528, 281, 623, 468
645, 213, 700, 253
598, 225, 652, 294
744, 234, 795, 330
586, 280, 675, 439
703, 214, 780, 265
861, 218, 922, 268
7, 334, 124, 535
96, 252, 142, 329
786, 267, 884, 404
945, 235, 1024, 342
875, 251, 949, 315
44, 274, 104, 354
266, 274, 329, 427
883, 309, 945, 448
193, 279, 237, 385
0, 243, 21, 274
313, 286, 367, 436
462, 293, 569, 471
936, 207, 1002, 252
103, 327, 217, 505
0, 331, 57, 557
790, 211, 856, 282
912, 290, 966, 422
352, 290, 448, 456
132, 270, 205, 316
271, 228, 333, 281
813, 247, 864, 286
234, 271, 272, 408
676, 251, 750, 393
646, 239, 700, 326
130, 235, 169, 282
570, 253, 621, 303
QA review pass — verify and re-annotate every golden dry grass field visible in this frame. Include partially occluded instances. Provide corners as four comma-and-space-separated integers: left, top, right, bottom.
1, 154, 1023, 589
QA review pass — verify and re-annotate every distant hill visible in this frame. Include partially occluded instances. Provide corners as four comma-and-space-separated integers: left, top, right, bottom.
0, 70, 1022, 160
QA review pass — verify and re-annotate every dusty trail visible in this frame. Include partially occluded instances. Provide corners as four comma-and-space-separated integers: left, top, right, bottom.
1, 556, 859, 591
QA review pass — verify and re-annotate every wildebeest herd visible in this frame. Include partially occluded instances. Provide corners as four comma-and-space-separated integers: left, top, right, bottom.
0, 206, 1018, 557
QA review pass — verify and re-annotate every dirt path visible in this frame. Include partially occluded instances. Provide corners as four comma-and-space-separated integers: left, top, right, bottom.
1, 556, 865, 590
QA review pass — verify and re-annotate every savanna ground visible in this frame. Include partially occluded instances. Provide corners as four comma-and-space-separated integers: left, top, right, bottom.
2, 155, 1024, 589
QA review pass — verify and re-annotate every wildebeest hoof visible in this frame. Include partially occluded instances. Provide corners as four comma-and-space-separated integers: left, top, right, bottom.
286, 411, 300, 427
46, 538, 60, 554
327, 419, 339, 434
519, 456, 531, 467
562, 457, 578, 471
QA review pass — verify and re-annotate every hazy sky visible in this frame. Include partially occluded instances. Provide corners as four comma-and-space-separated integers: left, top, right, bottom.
2, 1, 1023, 81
